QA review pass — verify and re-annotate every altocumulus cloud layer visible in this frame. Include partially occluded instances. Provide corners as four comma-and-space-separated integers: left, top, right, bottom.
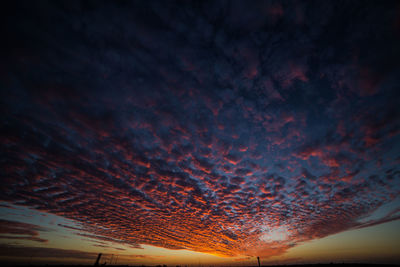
1, 0, 400, 258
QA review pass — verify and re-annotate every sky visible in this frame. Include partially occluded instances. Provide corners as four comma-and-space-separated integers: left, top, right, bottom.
1, 0, 400, 265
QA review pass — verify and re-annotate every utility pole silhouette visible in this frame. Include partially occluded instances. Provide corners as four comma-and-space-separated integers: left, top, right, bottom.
94, 253, 102, 266
115, 255, 119, 265
257, 256, 260, 267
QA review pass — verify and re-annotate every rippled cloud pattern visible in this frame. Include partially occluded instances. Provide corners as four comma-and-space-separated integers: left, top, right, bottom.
1, 0, 400, 258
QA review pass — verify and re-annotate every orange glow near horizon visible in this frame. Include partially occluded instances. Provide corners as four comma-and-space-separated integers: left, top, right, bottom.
1, 205, 400, 265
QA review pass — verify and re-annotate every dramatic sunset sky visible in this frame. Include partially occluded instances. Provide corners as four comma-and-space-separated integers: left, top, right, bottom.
1, 0, 400, 265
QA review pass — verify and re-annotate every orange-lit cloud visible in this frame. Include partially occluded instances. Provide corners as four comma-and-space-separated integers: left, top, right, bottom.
1, 0, 400, 261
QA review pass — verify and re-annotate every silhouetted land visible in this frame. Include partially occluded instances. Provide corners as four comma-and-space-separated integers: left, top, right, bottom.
0, 264, 399, 267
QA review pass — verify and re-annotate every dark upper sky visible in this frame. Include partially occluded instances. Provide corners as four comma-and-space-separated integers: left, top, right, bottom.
1, 0, 400, 261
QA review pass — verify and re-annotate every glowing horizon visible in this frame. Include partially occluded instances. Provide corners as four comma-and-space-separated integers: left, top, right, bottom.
0, 204, 399, 265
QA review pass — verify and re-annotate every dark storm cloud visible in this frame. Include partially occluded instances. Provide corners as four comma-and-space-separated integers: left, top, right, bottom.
1, 0, 400, 258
